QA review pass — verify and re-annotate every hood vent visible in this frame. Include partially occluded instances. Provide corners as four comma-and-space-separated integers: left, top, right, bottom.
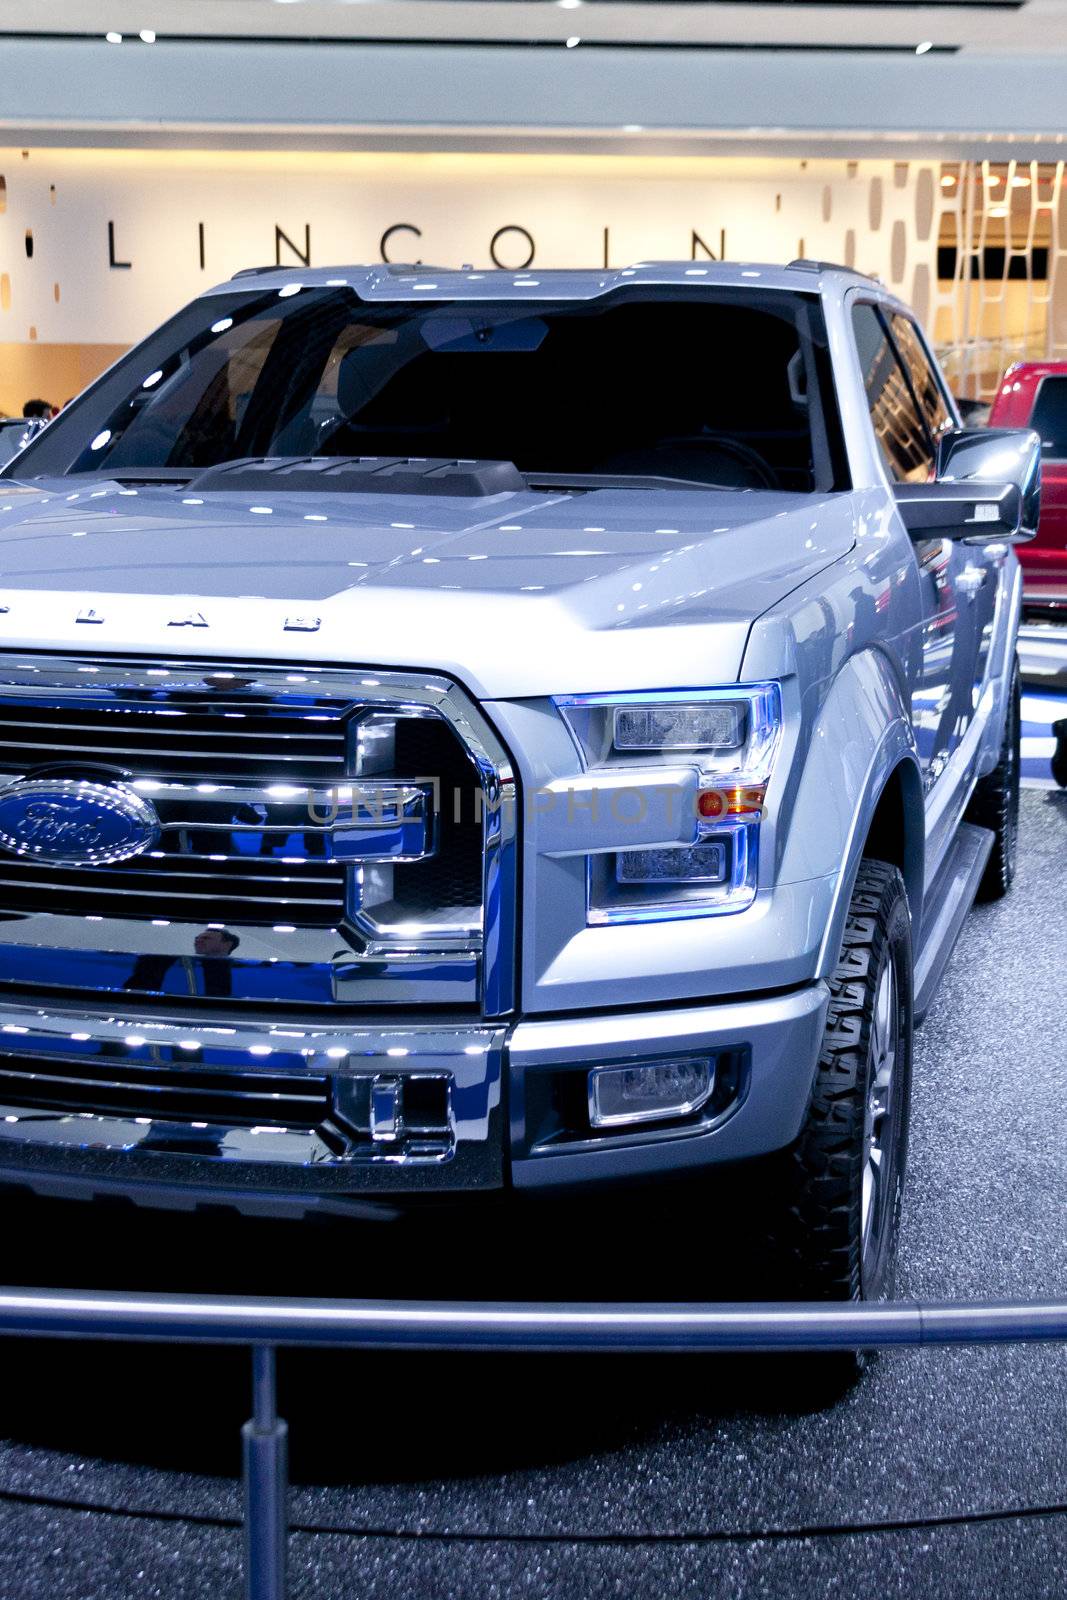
190, 456, 525, 497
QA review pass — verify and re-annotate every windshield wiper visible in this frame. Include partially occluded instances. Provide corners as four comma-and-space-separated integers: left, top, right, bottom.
522, 471, 741, 493
110, 467, 197, 483
59, 467, 198, 486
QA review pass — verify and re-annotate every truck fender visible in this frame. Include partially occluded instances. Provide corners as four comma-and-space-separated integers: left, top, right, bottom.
775, 649, 925, 976
976, 552, 1023, 778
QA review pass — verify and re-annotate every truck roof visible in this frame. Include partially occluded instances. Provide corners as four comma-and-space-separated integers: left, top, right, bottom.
1001, 359, 1067, 379
210, 259, 882, 302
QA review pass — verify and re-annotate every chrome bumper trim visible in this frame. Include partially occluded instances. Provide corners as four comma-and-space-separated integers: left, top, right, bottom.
0, 1000, 505, 1187
0, 933, 482, 1007
0, 985, 830, 1197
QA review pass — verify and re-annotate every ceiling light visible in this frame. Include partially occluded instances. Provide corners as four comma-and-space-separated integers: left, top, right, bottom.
915, 40, 933, 55
988, 206, 1009, 218
1012, 175, 1031, 187
105, 31, 123, 44
139, 29, 156, 43
566, 35, 581, 48
940, 175, 956, 188
558, 0, 582, 8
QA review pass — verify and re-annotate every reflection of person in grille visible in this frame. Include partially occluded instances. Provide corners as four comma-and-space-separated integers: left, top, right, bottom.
256, 808, 327, 860
124, 928, 241, 998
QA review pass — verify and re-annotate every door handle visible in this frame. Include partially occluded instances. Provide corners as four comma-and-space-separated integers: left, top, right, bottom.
956, 565, 988, 599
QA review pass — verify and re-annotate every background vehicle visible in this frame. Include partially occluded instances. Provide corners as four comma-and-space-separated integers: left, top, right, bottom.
0, 263, 1040, 1327
0, 417, 46, 469
988, 360, 1067, 619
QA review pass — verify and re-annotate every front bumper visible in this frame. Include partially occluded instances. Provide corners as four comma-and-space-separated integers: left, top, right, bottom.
0, 984, 828, 1212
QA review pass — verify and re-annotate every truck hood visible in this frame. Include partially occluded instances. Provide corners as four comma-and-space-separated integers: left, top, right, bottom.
0, 479, 858, 698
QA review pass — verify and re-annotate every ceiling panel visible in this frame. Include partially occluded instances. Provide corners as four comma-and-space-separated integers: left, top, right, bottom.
0, 0, 1058, 54
0, 0, 1061, 157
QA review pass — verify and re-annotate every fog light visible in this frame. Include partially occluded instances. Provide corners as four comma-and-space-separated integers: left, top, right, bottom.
588, 1058, 714, 1128
616, 842, 727, 885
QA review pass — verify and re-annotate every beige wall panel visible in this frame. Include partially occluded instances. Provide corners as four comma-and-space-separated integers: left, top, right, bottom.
0, 341, 126, 417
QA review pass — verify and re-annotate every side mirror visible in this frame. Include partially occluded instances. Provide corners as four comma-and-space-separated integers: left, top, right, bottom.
894, 427, 1041, 545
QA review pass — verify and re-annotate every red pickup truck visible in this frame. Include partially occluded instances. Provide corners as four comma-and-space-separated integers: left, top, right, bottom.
988, 361, 1067, 617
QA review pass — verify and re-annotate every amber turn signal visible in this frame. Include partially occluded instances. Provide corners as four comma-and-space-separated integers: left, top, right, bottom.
698, 785, 766, 819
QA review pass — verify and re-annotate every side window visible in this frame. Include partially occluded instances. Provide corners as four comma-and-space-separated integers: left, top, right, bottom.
889, 315, 954, 443
1030, 376, 1067, 461
851, 303, 935, 483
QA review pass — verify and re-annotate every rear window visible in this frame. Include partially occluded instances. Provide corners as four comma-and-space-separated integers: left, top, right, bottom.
12, 284, 848, 494
1031, 376, 1067, 460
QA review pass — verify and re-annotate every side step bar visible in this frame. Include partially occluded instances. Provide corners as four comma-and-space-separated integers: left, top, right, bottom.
1018, 620, 1067, 688
913, 821, 993, 1025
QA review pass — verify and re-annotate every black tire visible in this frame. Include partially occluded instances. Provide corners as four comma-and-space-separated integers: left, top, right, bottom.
1053, 719, 1067, 790
764, 860, 913, 1323
965, 658, 1021, 901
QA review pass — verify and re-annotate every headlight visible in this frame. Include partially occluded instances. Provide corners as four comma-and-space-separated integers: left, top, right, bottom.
555, 684, 782, 923
612, 701, 746, 752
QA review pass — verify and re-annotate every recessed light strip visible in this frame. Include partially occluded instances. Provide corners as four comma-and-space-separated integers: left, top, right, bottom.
0, 31, 963, 54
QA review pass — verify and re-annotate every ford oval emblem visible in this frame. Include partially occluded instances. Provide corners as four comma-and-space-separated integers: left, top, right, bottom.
0, 778, 161, 867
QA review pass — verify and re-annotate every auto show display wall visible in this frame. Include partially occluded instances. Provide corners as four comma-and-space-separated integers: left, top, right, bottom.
1, 146, 1065, 413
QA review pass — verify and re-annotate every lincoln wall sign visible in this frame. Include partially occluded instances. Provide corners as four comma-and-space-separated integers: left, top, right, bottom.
0, 148, 949, 346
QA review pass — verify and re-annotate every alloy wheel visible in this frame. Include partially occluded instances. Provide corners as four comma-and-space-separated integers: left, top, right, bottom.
861, 953, 901, 1282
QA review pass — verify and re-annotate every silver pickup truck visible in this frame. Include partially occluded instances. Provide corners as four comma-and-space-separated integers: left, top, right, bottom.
0, 261, 1039, 1310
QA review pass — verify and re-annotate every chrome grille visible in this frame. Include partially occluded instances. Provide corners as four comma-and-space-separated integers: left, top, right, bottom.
0, 686, 354, 925
0, 679, 473, 930
0, 699, 478, 927
0, 1049, 332, 1131
0, 657, 517, 1015
0, 698, 349, 781
0, 848, 346, 924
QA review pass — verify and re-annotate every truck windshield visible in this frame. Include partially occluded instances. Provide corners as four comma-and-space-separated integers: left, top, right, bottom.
12, 284, 846, 493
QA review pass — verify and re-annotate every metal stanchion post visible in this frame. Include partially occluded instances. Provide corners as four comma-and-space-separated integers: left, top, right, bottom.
242, 1343, 288, 1600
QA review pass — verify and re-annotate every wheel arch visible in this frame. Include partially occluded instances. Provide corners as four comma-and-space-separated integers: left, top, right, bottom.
775, 648, 925, 977
810, 734, 925, 977
861, 757, 925, 930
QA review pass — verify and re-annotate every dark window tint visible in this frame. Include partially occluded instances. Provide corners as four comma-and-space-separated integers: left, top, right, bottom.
852, 303, 935, 483
1031, 376, 1067, 460
119, 317, 283, 470
889, 315, 953, 442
